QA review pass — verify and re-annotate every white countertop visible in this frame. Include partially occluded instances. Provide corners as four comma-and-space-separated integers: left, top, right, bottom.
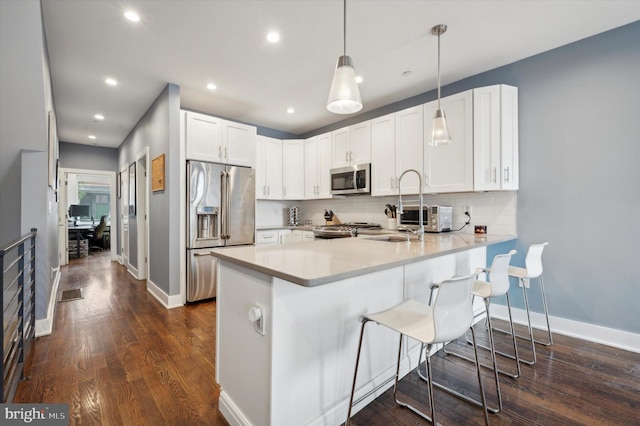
212, 233, 516, 287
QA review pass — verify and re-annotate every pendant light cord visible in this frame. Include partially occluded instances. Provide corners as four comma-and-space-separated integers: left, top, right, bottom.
437, 29, 441, 110
343, 0, 347, 57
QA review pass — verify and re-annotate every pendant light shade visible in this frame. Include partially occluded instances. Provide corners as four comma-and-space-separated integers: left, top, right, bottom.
327, 0, 362, 114
429, 24, 452, 146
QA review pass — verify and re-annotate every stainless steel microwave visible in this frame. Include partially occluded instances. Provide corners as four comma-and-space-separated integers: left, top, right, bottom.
330, 164, 371, 195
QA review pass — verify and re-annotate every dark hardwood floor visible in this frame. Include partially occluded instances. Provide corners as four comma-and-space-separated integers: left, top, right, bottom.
15, 252, 640, 425
14, 251, 228, 425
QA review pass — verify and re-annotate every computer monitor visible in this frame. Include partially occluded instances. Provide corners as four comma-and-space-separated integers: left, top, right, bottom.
69, 204, 91, 219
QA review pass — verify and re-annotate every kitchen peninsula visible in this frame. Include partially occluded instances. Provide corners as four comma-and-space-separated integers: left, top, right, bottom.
213, 233, 516, 426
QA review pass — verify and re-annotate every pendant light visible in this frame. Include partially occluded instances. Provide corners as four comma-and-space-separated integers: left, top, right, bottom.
327, 0, 362, 114
429, 24, 452, 146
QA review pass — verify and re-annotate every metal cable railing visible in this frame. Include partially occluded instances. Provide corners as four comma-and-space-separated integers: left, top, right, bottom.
1, 228, 37, 403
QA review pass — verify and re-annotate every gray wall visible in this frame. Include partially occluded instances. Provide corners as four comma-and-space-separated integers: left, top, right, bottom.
59, 141, 119, 172
0, 0, 59, 321
308, 22, 640, 334
118, 84, 181, 296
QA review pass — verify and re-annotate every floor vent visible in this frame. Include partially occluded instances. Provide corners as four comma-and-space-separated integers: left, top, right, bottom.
59, 288, 83, 302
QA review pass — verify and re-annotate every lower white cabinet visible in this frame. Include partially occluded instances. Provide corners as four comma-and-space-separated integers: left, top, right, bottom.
256, 229, 314, 245
256, 229, 291, 245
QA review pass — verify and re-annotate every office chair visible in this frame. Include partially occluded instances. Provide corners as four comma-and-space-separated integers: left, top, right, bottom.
86, 215, 108, 252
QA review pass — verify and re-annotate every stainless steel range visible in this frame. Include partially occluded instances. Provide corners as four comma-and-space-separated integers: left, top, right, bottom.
313, 222, 382, 239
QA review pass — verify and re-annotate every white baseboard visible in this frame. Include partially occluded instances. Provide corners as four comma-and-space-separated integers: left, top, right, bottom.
35, 266, 61, 337
127, 264, 138, 278
146, 278, 183, 309
491, 305, 640, 354
117, 255, 122, 264
219, 391, 253, 426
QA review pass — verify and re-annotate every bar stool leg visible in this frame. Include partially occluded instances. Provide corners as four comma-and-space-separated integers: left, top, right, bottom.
520, 277, 537, 364
536, 276, 553, 346
346, 319, 369, 425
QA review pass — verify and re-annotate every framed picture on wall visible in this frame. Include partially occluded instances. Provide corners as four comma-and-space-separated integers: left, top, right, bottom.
116, 171, 121, 199
129, 162, 136, 215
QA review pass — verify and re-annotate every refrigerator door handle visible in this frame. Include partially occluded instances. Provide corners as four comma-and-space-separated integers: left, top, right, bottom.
225, 171, 231, 239
220, 170, 227, 240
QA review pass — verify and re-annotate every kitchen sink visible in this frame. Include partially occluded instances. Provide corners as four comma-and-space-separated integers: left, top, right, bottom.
365, 234, 422, 243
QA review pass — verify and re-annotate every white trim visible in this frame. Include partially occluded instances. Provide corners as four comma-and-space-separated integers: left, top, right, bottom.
491, 305, 640, 354
146, 278, 184, 309
59, 167, 118, 262
135, 147, 150, 281
127, 265, 138, 279
219, 391, 253, 426
35, 266, 61, 337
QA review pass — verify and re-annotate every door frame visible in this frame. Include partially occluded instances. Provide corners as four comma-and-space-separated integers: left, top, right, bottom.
58, 168, 118, 263
135, 147, 150, 281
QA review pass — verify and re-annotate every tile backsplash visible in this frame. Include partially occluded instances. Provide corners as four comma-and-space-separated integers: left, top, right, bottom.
257, 191, 517, 235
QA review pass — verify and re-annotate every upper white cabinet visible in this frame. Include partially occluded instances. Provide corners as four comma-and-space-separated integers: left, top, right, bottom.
371, 106, 424, 197
331, 121, 371, 168
394, 105, 424, 195
473, 85, 519, 191
282, 139, 305, 200
305, 133, 332, 199
223, 120, 257, 167
370, 113, 396, 196
185, 111, 222, 163
184, 111, 256, 167
256, 136, 283, 200
423, 90, 474, 193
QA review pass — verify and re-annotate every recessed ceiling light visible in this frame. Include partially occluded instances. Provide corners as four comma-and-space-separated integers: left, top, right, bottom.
105, 78, 118, 86
267, 31, 280, 43
355, 76, 363, 84
286, 107, 295, 114
94, 114, 104, 121
124, 10, 140, 22
88, 135, 97, 140
206, 83, 217, 90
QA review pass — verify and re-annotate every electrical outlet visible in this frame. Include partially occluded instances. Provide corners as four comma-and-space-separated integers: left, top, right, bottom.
464, 205, 472, 216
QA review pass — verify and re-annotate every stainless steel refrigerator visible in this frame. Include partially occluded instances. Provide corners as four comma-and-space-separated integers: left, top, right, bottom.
187, 160, 255, 302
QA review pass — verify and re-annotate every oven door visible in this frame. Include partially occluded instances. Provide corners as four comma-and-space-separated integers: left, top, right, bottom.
399, 206, 430, 229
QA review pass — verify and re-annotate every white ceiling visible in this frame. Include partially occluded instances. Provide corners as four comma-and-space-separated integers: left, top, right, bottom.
41, 0, 640, 148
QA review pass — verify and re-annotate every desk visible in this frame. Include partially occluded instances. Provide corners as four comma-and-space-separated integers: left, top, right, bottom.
68, 225, 93, 258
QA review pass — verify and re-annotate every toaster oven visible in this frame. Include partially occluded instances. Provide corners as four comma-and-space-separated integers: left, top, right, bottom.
398, 205, 453, 233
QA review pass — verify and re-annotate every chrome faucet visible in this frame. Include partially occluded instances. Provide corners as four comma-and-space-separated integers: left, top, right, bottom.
397, 169, 424, 242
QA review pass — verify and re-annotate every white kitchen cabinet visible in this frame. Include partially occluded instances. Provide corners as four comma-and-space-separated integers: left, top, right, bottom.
256, 229, 292, 245
222, 120, 256, 167
304, 133, 332, 199
473, 84, 519, 191
292, 230, 314, 243
394, 105, 423, 195
184, 110, 256, 167
371, 106, 424, 196
255, 136, 282, 200
185, 111, 223, 163
370, 113, 396, 196
282, 139, 305, 200
331, 121, 371, 168
423, 90, 474, 193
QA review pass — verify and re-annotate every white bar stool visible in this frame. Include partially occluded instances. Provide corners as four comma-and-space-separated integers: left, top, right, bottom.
345, 273, 490, 426
506, 242, 551, 365
443, 249, 521, 388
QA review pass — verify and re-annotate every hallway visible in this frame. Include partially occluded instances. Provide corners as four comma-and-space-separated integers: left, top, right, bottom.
14, 252, 227, 425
